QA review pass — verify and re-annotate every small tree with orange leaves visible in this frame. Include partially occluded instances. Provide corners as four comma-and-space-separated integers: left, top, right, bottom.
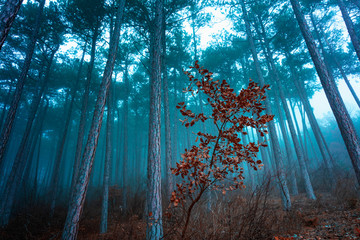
170, 61, 274, 239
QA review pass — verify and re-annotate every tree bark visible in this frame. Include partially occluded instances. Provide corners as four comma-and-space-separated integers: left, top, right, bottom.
161, 17, 173, 199
100, 81, 113, 234
275, 96, 299, 195
0, 0, 44, 166
61, 2, 125, 239
290, 0, 360, 185
122, 57, 129, 211
72, 24, 100, 192
146, 0, 164, 238
0, 0, 23, 51
240, 0, 291, 210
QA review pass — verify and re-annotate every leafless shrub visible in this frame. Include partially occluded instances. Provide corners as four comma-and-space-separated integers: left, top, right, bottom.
332, 173, 359, 210
163, 174, 306, 239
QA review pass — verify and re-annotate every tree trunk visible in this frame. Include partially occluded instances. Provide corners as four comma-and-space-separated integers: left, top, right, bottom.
116, 107, 123, 185
172, 71, 178, 171
61, 2, 125, 239
146, 0, 164, 238
100, 81, 113, 234
122, 57, 129, 211
0, 0, 23, 51
337, 0, 360, 62
275, 96, 299, 195
72, 25, 100, 192
33, 130, 42, 204
0, 0, 44, 166
161, 17, 173, 199
240, 0, 291, 210
0, 80, 14, 131
298, 101, 320, 164
290, 0, 360, 185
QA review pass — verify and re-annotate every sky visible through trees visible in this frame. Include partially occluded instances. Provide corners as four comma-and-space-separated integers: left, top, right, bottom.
0, 0, 360, 239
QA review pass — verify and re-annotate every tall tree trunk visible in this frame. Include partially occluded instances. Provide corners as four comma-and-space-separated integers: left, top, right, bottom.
33, 129, 42, 204
336, 0, 360, 62
0, 80, 14, 131
70, 42, 87, 191
146, 0, 164, 238
275, 96, 299, 195
0, 0, 44, 166
0, 0, 23, 51
299, 104, 309, 160
72, 26, 100, 191
134, 109, 141, 183
172, 72, 178, 170
240, 0, 291, 210
299, 102, 319, 162
116, 107, 123, 185
62, 2, 125, 239
289, 100, 305, 153
161, 17, 173, 199
122, 57, 129, 211
100, 82, 113, 234
290, 0, 360, 185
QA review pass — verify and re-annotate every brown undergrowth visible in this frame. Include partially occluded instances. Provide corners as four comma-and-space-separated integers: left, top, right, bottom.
1, 176, 359, 240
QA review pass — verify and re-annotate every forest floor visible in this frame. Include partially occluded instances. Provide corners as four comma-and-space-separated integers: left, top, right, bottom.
274, 193, 360, 239
1, 183, 360, 239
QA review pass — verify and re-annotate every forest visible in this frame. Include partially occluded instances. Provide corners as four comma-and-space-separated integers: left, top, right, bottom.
0, 0, 360, 239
